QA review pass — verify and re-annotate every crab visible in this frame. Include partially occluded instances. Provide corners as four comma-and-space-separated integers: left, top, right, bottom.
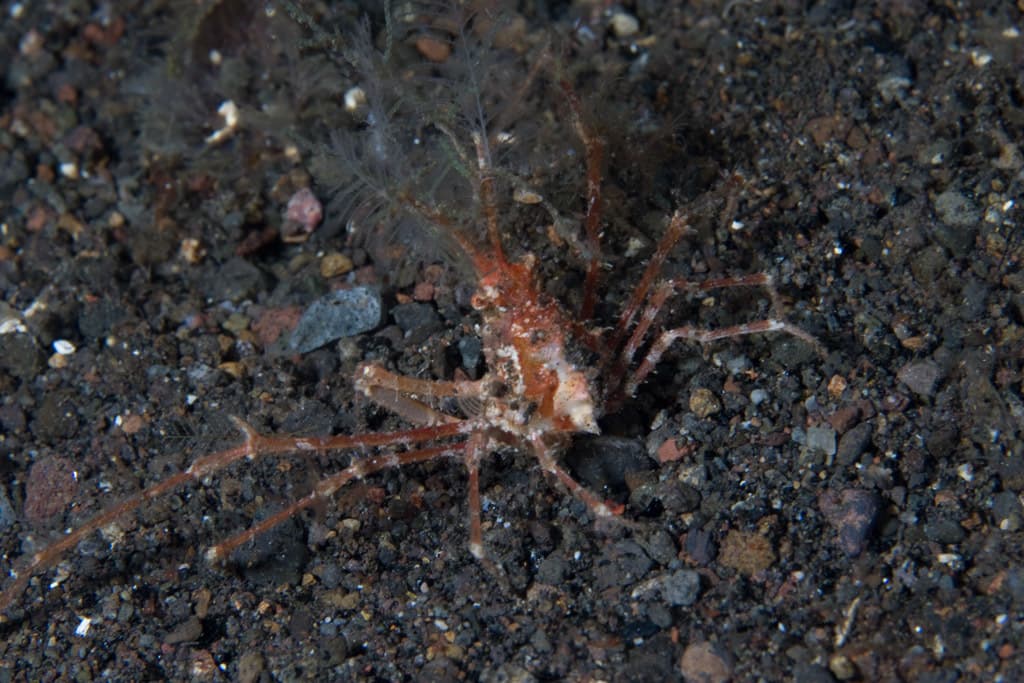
0, 25, 822, 619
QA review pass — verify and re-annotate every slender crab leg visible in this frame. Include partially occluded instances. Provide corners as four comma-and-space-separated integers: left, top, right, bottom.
606, 210, 692, 358
623, 318, 823, 398
464, 432, 487, 561
604, 273, 786, 404
206, 442, 469, 563
355, 362, 486, 401
0, 419, 466, 615
530, 436, 624, 519
560, 79, 605, 320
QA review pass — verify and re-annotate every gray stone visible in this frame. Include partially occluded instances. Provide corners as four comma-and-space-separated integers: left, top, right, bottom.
897, 360, 942, 399
289, 287, 381, 353
806, 426, 837, 456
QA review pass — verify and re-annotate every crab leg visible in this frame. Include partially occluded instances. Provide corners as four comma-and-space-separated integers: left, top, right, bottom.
464, 432, 487, 561
206, 442, 468, 563
560, 79, 605, 319
623, 318, 823, 398
0, 419, 465, 614
355, 362, 485, 401
607, 210, 691, 357
606, 273, 779, 400
530, 436, 624, 520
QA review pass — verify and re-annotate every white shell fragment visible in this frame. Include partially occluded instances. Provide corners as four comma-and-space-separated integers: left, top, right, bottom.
53, 339, 76, 355
205, 100, 239, 146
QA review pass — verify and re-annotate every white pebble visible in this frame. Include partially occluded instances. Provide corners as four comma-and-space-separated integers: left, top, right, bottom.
344, 86, 367, 113
610, 12, 639, 38
53, 339, 76, 355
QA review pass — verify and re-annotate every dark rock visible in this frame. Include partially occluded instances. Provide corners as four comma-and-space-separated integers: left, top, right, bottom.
827, 405, 861, 434
659, 569, 701, 606
925, 424, 958, 460
0, 333, 44, 380
201, 257, 268, 302
818, 488, 881, 557
457, 335, 482, 372
684, 527, 717, 566
0, 403, 26, 433
31, 391, 79, 443
163, 616, 203, 645
836, 422, 873, 466
992, 491, 1023, 531
595, 540, 653, 590
909, 244, 949, 286
0, 487, 15, 529
391, 301, 441, 346
1006, 567, 1024, 605
639, 528, 678, 566
536, 554, 568, 585
231, 515, 308, 587
897, 360, 942, 399
78, 297, 127, 339
932, 189, 979, 256
566, 436, 653, 497
794, 663, 838, 683
923, 517, 966, 545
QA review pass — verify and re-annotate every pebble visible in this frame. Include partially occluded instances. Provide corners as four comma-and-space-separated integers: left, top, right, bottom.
897, 360, 942, 398
164, 616, 203, 645
221, 312, 249, 334
536, 554, 568, 585
320, 252, 353, 279
829, 654, 857, 680
836, 421, 873, 465
288, 287, 382, 353
47, 352, 69, 369
933, 189, 980, 228
391, 301, 442, 346
201, 257, 267, 303
689, 387, 721, 418
656, 438, 689, 463
252, 306, 303, 348
281, 188, 323, 243
993, 491, 1023, 531
719, 530, 775, 575
633, 569, 701, 606
458, 336, 482, 372
23, 456, 78, 525
237, 652, 266, 683
0, 332, 43, 380
179, 237, 205, 264
749, 388, 769, 406
818, 488, 881, 557
0, 487, 16, 529
805, 426, 837, 456
827, 405, 860, 434
52, 339, 75, 355
415, 35, 451, 62
594, 540, 653, 591
793, 663, 838, 683
827, 373, 847, 397
924, 516, 966, 545
679, 641, 733, 683
684, 527, 716, 566
610, 12, 640, 38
